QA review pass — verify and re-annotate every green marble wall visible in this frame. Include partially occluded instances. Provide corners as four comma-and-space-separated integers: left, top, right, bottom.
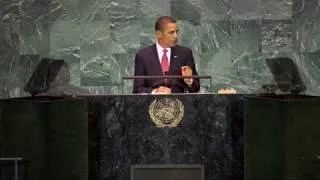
0, 0, 320, 97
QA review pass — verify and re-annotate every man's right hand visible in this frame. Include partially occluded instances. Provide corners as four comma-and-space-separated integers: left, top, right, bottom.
154, 86, 171, 94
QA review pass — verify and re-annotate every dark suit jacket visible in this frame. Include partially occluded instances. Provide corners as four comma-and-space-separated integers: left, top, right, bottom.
133, 44, 200, 93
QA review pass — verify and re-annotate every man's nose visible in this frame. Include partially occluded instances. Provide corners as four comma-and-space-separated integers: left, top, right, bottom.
173, 32, 178, 38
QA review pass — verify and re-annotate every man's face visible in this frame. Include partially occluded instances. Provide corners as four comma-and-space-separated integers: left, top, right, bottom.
157, 22, 179, 48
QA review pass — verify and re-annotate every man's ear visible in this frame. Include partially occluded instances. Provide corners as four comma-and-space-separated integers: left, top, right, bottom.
156, 30, 162, 38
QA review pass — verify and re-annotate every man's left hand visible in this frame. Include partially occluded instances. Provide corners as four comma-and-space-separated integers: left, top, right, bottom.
181, 66, 193, 85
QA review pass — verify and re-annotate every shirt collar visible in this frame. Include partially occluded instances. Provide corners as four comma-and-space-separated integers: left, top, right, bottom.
156, 41, 171, 54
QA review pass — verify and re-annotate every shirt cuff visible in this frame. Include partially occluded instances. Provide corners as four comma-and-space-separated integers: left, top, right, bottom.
184, 78, 193, 86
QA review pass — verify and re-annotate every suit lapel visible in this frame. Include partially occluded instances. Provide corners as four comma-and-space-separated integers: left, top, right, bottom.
151, 44, 163, 75
169, 46, 178, 75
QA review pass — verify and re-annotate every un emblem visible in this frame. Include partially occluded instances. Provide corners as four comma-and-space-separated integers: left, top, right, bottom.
148, 98, 184, 128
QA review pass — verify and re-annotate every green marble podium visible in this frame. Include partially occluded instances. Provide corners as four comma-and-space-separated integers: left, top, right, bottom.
87, 94, 244, 180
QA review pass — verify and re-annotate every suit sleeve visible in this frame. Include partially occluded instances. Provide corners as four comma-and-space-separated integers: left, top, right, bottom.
132, 53, 153, 93
185, 49, 200, 93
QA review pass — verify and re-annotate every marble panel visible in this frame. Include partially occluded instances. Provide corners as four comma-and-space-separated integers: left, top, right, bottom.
261, 20, 293, 52
171, 0, 201, 25
231, 0, 261, 20
262, 0, 292, 20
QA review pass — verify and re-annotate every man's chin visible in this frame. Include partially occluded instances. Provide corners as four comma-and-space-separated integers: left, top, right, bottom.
170, 43, 177, 47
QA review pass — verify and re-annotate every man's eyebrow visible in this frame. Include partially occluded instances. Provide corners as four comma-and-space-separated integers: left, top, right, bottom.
168, 29, 179, 33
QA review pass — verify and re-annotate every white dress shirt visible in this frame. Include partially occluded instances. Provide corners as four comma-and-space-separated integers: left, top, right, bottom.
156, 42, 171, 65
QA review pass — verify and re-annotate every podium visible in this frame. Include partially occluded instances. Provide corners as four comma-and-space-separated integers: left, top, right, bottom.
87, 94, 244, 180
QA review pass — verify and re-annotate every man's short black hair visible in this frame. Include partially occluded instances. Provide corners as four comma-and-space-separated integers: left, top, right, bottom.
155, 16, 177, 31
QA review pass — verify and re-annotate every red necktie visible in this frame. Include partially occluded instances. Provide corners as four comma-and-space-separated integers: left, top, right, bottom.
161, 49, 169, 74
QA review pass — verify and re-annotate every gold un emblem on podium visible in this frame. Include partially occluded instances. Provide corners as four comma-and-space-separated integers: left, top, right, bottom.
148, 98, 184, 128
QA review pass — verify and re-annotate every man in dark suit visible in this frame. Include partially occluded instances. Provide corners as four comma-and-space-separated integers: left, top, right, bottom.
133, 16, 200, 94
